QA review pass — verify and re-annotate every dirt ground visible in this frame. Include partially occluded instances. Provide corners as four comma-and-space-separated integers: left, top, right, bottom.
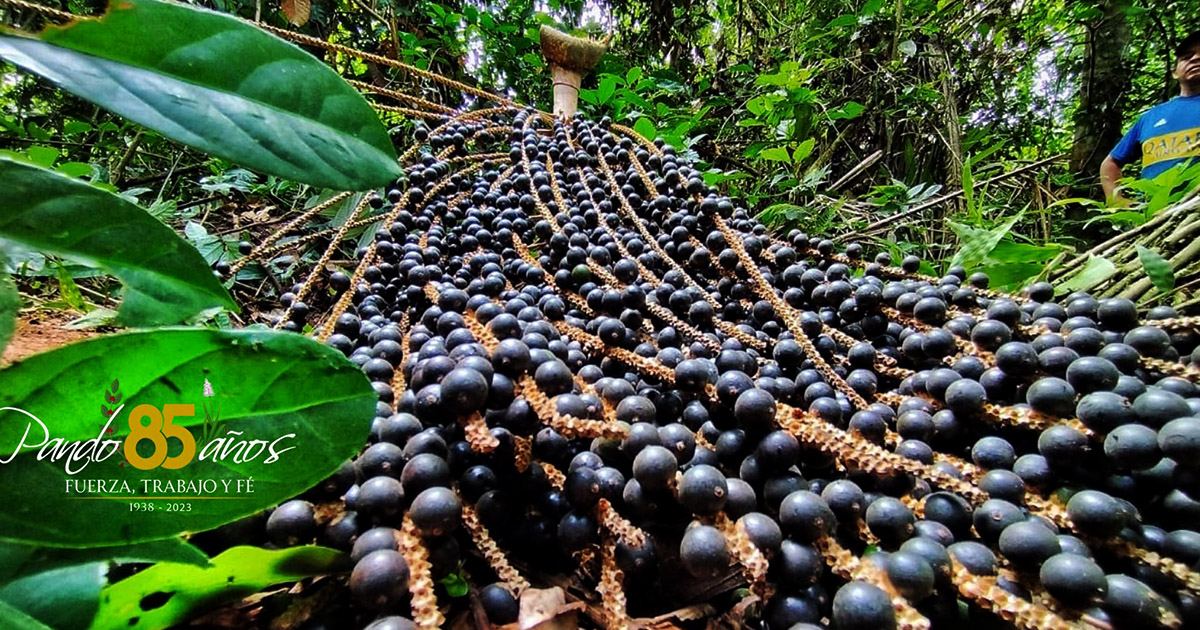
1, 312, 101, 367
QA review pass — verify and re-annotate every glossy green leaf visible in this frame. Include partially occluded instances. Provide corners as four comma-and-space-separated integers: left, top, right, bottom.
1056, 255, 1117, 295
1137, 246, 1175, 293
0, 271, 16, 357
0, 599, 56, 630
26, 146, 58, 169
0, 0, 400, 191
0, 561, 105, 630
760, 147, 792, 162
89, 546, 349, 630
0, 159, 236, 326
56, 162, 95, 178
0, 538, 208, 585
0, 328, 375, 547
597, 75, 619, 105
793, 138, 815, 163
63, 121, 92, 135
633, 117, 657, 141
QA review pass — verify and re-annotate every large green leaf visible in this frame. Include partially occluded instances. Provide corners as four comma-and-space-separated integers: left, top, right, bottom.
0, 599, 56, 630
0, 538, 208, 585
0, 159, 236, 326
1137, 246, 1175, 293
0, 0, 400, 191
0, 271, 16, 357
0, 562, 105, 630
0, 539, 207, 630
88, 546, 349, 630
0, 328, 375, 547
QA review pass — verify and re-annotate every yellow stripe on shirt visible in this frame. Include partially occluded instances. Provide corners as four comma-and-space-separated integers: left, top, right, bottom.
1142, 126, 1200, 167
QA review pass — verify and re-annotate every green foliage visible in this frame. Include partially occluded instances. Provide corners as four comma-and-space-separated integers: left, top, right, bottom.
1057, 255, 1118, 295
0, 145, 94, 179
0, 600, 55, 630
0, 540, 208, 584
0, 328, 375, 547
0, 0, 400, 190
0, 562, 103, 630
0, 159, 237, 326
440, 570, 470, 598
949, 213, 1024, 270
1101, 161, 1200, 227
88, 546, 348, 630
0, 539, 208, 630
1137, 246, 1175, 293
0, 271, 16, 356
579, 66, 707, 155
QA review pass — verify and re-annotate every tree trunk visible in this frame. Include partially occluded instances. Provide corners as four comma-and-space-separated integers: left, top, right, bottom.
933, 43, 964, 219
1069, 0, 1132, 192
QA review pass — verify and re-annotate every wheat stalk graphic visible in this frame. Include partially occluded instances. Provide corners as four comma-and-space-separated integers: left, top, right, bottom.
200, 379, 224, 445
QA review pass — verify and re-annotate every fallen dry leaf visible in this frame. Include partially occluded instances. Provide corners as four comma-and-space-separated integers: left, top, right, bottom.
494, 587, 585, 630
281, 0, 310, 26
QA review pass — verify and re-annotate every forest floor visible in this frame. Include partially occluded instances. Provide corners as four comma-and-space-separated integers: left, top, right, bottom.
1, 311, 98, 367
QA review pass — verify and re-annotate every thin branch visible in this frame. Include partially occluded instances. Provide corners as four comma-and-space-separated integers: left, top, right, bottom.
839, 154, 1065, 240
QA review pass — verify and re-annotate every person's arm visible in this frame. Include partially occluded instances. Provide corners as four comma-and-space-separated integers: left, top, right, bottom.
1104, 116, 1143, 205
1100, 155, 1126, 203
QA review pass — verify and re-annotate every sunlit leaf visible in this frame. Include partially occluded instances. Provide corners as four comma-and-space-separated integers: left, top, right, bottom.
88, 546, 348, 630
597, 75, 619, 105
760, 147, 792, 162
633, 117, 657, 141
1056, 255, 1117, 295
25, 146, 58, 169
793, 138, 815, 163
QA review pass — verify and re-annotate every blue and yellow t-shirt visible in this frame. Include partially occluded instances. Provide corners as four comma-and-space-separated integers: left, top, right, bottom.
1110, 94, 1200, 179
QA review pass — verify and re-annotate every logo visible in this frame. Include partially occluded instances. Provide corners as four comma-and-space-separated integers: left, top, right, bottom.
2, 377, 296, 475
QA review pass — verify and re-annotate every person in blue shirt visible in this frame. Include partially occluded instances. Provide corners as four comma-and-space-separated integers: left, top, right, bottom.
1101, 31, 1200, 202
